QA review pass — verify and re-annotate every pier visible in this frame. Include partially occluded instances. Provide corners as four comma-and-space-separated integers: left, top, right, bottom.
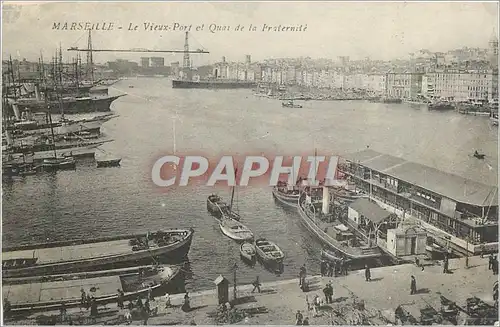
5, 256, 497, 325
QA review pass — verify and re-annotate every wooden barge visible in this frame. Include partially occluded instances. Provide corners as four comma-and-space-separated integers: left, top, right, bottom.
2, 229, 194, 278
3, 265, 181, 314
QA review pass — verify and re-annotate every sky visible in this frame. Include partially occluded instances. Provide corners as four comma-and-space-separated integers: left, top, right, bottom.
2, 1, 499, 66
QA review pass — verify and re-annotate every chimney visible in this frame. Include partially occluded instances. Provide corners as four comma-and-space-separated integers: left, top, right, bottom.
222, 56, 226, 64
245, 55, 251, 65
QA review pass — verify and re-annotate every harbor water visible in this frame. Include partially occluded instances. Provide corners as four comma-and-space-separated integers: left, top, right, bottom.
2, 78, 498, 292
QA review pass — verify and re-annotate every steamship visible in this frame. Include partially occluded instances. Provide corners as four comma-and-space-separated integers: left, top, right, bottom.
171, 32, 256, 89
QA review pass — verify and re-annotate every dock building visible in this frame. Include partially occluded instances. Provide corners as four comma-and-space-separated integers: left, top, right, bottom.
338, 149, 498, 256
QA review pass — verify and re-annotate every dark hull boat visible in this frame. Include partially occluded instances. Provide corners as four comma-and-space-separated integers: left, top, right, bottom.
255, 238, 284, 273
428, 102, 455, 111
2, 228, 194, 278
297, 192, 382, 260
207, 194, 241, 221
240, 242, 256, 264
3, 265, 181, 315
96, 158, 121, 168
15, 94, 125, 114
272, 185, 300, 208
40, 157, 76, 171
172, 80, 256, 89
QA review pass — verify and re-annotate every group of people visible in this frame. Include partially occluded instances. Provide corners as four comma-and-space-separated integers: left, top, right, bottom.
320, 258, 349, 277
118, 288, 158, 325
322, 282, 334, 304
80, 289, 99, 323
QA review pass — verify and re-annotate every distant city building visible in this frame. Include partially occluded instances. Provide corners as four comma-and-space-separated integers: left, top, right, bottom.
422, 69, 498, 102
140, 57, 150, 68
150, 57, 165, 68
386, 71, 423, 99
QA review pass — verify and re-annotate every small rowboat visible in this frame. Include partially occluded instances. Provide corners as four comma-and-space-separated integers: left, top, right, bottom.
219, 219, 254, 242
255, 238, 284, 272
240, 242, 256, 264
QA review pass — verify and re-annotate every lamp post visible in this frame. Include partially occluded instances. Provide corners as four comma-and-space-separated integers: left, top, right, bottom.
233, 263, 238, 301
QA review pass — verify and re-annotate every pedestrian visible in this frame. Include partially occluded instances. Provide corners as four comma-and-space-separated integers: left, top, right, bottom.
326, 282, 333, 304
145, 299, 151, 314
182, 292, 191, 312
80, 289, 86, 310
303, 317, 310, 325
410, 275, 417, 295
320, 260, 327, 276
313, 295, 321, 317
90, 298, 98, 324
328, 262, 334, 277
124, 309, 132, 325
3, 298, 11, 318
323, 284, 330, 304
251, 276, 261, 293
117, 289, 124, 309
59, 302, 67, 322
334, 260, 340, 277
164, 293, 172, 308
142, 306, 149, 325
493, 257, 499, 275
295, 310, 303, 325
365, 265, 371, 281
136, 296, 143, 309
305, 295, 311, 312
127, 301, 134, 311
299, 264, 307, 286
148, 286, 154, 301
443, 257, 449, 274
489, 254, 495, 270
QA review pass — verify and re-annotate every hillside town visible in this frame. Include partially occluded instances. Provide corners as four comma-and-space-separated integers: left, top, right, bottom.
5, 32, 498, 104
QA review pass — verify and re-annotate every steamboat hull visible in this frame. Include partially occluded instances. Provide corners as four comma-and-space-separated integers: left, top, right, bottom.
2, 229, 194, 279
172, 80, 256, 89
297, 195, 381, 260
16, 95, 124, 114
272, 188, 299, 208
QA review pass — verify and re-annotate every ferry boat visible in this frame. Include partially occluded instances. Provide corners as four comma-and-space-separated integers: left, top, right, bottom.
272, 180, 301, 208
2, 229, 194, 278
2, 265, 181, 315
297, 189, 383, 260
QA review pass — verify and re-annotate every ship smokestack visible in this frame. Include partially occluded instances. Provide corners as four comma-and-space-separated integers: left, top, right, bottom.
222, 56, 226, 64
245, 55, 251, 65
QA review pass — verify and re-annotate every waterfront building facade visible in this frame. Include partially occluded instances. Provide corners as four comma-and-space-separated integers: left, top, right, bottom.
338, 149, 498, 256
385, 71, 423, 99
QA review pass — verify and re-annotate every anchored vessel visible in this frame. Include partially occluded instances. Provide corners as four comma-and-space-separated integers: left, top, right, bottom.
272, 181, 301, 208
2, 229, 194, 278
297, 189, 383, 260
207, 194, 241, 221
239, 242, 257, 264
255, 238, 285, 273
219, 218, 254, 242
2, 265, 181, 314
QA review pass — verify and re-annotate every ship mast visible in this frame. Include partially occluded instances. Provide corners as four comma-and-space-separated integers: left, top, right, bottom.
86, 29, 94, 83
182, 32, 191, 80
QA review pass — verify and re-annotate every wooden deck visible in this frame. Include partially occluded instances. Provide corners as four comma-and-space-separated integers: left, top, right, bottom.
3, 275, 122, 305
2, 239, 133, 264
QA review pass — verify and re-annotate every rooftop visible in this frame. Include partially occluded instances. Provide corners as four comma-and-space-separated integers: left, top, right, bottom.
349, 198, 392, 224
342, 149, 498, 207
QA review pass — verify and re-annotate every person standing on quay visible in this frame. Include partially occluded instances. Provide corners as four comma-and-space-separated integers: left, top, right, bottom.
251, 276, 261, 293
299, 264, 307, 287
410, 276, 417, 295
365, 265, 371, 282
295, 310, 303, 325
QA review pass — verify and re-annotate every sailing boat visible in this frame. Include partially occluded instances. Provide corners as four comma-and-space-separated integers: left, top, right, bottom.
40, 52, 76, 172
207, 168, 241, 221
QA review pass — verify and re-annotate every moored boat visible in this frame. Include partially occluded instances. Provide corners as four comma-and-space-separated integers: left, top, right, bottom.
240, 242, 256, 264
207, 194, 241, 221
255, 238, 285, 272
96, 158, 122, 168
282, 100, 302, 108
272, 181, 301, 208
2, 265, 181, 314
41, 156, 76, 171
2, 228, 195, 278
297, 190, 382, 260
219, 219, 254, 242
